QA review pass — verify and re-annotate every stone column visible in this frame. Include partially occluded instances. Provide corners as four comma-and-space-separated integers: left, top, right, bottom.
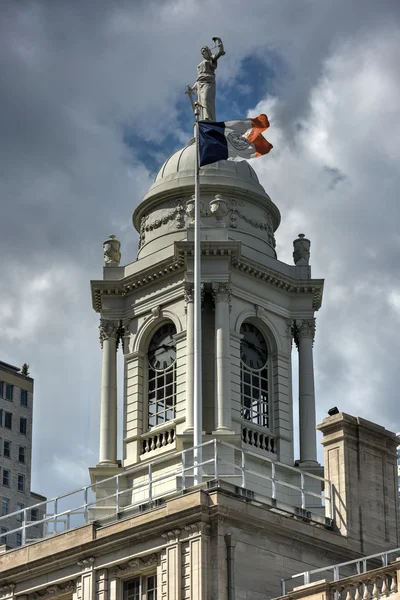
212, 283, 232, 432
184, 283, 194, 431
99, 319, 120, 465
294, 319, 317, 464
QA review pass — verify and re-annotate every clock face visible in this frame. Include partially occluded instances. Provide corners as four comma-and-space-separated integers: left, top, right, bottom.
148, 323, 177, 371
240, 323, 268, 369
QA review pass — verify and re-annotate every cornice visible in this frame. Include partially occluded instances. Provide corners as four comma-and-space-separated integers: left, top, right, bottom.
91, 241, 323, 313
91, 255, 185, 313
231, 256, 324, 310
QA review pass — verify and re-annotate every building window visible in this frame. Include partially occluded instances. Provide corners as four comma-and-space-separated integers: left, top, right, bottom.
0, 409, 2, 426
0, 381, 3, 397
30, 508, 38, 521
240, 322, 270, 428
2, 469, 10, 487
20, 390, 28, 407
4, 412, 12, 430
17, 474, 24, 492
1, 497, 9, 516
20, 417, 27, 435
3, 440, 11, 458
123, 576, 157, 600
16, 503, 24, 521
18, 446, 25, 463
0, 527, 8, 545
147, 323, 177, 428
5, 384, 13, 402
16, 532, 22, 546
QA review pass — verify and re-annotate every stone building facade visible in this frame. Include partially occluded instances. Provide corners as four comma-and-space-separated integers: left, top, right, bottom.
0, 361, 45, 550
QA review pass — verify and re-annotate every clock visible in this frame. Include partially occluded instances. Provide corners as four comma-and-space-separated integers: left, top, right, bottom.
148, 323, 177, 370
240, 323, 268, 369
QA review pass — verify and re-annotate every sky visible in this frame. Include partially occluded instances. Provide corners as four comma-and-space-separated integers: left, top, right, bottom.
1, 0, 400, 499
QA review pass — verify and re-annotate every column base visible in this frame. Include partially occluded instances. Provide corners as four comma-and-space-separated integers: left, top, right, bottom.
212, 427, 236, 436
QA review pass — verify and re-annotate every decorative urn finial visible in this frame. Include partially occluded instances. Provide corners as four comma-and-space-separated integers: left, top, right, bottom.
293, 233, 310, 266
103, 234, 121, 267
209, 194, 229, 225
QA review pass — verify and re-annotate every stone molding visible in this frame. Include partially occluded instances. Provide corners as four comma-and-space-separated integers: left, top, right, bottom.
77, 557, 95, 570
292, 318, 316, 348
29, 582, 76, 600
212, 282, 232, 304
161, 529, 181, 544
0, 586, 15, 599
184, 522, 211, 536
110, 553, 158, 578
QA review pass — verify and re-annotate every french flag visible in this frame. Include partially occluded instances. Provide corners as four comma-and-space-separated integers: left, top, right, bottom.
198, 114, 273, 167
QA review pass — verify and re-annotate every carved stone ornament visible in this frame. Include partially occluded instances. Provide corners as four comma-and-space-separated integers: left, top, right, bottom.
227, 199, 276, 248
212, 282, 232, 304
184, 522, 211, 536
99, 319, 123, 348
103, 235, 121, 267
209, 194, 229, 224
77, 557, 95, 570
184, 282, 194, 303
161, 529, 181, 543
29, 582, 76, 600
292, 318, 316, 348
293, 233, 310, 266
138, 200, 185, 249
111, 554, 158, 577
0, 586, 15, 599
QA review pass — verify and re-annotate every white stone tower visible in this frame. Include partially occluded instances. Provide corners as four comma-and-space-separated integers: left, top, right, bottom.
89, 141, 324, 498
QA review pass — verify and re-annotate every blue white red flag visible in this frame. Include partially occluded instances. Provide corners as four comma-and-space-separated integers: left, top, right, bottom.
198, 114, 273, 167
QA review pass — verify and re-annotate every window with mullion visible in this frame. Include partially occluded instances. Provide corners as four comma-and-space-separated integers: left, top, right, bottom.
148, 364, 176, 428
241, 364, 269, 428
123, 575, 157, 600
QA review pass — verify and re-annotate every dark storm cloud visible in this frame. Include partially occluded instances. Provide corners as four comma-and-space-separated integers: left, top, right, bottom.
0, 0, 399, 494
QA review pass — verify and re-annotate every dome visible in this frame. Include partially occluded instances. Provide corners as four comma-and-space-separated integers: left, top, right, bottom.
142, 141, 272, 203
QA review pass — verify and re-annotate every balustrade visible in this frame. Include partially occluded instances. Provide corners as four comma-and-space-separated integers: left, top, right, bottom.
141, 428, 175, 454
333, 572, 398, 600
242, 425, 276, 453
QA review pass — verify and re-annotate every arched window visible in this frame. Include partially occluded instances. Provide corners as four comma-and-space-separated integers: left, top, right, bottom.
239, 322, 269, 427
147, 323, 177, 428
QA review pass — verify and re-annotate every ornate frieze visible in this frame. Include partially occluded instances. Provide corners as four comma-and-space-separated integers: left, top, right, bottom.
138, 200, 185, 249
292, 318, 316, 348
110, 554, 158, 577
212, 282, 232, 304
29, 582, 76, 600
227, 199, 276, 248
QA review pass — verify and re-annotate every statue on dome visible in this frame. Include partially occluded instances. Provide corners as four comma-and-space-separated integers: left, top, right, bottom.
186, 37, 226, 121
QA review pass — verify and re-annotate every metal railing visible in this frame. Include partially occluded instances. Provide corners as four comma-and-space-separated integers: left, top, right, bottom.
280, 547, 400, 595
0, 439, 331, 550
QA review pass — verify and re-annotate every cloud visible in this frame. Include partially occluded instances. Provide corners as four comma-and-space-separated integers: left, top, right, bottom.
0, 0, 399, 496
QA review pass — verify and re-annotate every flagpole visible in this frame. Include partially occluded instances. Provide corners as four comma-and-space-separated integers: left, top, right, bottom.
193, 105, 202, 485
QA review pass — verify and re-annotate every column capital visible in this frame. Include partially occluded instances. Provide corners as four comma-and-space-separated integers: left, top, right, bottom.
212, 282, 232, 304
292, 318, 315, 348
99, 319, 124, 348
184, 282, 194, 303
